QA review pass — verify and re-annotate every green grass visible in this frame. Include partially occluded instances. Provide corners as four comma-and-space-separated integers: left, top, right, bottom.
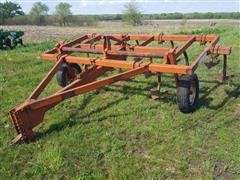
0, 26, 240, 179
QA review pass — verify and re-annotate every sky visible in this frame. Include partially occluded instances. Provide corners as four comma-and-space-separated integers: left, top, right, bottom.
1, 0, 239, 14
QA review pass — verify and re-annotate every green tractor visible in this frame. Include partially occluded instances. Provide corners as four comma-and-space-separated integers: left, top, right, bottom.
0, 29, 24, 49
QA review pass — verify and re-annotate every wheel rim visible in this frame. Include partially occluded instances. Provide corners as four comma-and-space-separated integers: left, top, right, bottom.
189, 81, 197, 105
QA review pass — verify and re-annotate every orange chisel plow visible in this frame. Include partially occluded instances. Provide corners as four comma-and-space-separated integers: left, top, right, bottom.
9, 33, 231, 144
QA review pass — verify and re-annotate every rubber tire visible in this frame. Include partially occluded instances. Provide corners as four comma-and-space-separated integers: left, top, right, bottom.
56, 63, 82, 87
176, 74, 199, 113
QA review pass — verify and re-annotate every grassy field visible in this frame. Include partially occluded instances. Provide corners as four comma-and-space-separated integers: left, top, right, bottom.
0, 24, 240, 179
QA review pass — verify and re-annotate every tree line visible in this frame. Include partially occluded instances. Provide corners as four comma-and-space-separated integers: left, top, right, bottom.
0, 1, 239, 26
0, 1, 77, 26
144, 12, 240, 20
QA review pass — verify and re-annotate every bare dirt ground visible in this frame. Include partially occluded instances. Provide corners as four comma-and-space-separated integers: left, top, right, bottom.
1, 19, 239, 42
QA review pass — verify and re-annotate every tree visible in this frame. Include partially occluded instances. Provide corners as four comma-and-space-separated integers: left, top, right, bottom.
55, 3, 72, 26
122, 0, 142, 26
29, 2, 49, 25
0, 1, 24, 25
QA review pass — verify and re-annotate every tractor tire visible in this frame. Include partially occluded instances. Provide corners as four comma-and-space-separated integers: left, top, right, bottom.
56, 63, 82, 87
176, 74, 199, 113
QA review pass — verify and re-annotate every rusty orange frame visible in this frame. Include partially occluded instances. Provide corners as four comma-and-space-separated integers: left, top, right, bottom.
9, 33, 231, 144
